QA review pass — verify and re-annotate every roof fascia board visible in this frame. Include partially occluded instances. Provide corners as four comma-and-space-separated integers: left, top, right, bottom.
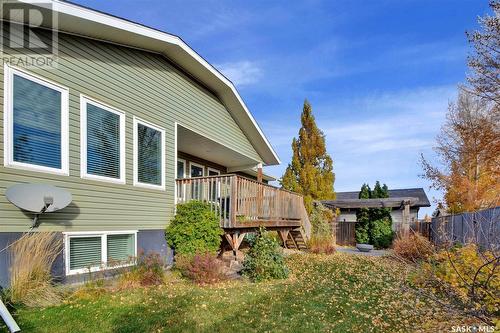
15, 0, 280, 165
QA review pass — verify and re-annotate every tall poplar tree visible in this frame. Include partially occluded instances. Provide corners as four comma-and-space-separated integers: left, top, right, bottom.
281, 100, 335, 212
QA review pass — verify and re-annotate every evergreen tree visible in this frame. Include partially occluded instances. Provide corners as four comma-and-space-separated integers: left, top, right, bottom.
355, 184, 371, 244
355, 181, 394, 248
368, 181, 393, 248
280, 100, 335, 212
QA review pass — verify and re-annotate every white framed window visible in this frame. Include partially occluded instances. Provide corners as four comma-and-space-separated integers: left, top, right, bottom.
177, 158, 186, 179
207, 168, 220, 202
63, 230, 137, 275
207, 167, 220, 176
133, 117, 165, 190
189, 162, 204, 178
80, 96, 126, 184
3, 65, 69, 175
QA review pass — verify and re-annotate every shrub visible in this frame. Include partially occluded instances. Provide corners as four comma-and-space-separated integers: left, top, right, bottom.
118, 251, 165, 288
309, 234, 336, 254
242, 228, 289, 282
414, 244, 499, 325
310, 203, 334, 237
370, 219, 394, 249
166, 201, 223, 255
8, 232, 62, 307
392, 233, 434, 262
355, 222, 370, 244
175, 252, 226, 285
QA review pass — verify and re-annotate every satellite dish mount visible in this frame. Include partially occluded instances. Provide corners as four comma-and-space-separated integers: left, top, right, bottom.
5, 184, 72, 229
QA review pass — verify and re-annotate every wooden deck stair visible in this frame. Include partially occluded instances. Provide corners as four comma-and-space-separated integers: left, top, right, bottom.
284, 229, 308, 250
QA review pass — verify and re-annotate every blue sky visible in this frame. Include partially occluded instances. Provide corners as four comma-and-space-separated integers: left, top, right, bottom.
75, 0, 490, 216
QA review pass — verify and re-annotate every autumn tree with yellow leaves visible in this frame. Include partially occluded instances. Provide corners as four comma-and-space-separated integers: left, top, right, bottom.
280, 100, 335, 213
421, 90, 499, 213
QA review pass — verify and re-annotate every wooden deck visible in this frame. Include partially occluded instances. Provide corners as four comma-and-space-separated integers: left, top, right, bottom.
176, 174, 309, 251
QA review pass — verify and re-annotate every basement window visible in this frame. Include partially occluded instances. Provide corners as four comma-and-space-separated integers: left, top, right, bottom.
64, 231, 137, 275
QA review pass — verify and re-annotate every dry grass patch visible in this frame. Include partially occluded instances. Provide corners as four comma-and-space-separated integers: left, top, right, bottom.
9, 232, 62, 307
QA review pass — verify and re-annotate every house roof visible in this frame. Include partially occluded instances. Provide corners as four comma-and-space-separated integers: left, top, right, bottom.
323, 188, 431, 208
9, 0, 280, 166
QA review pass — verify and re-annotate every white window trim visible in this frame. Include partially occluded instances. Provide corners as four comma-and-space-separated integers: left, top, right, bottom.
177, 158, 186, 179
3, 64, 69, 176
189, 161, 205, 178
63, 230, 138, 276
133, 116, 166, 190
207, 167, 220, 176
80, 95, 126, 184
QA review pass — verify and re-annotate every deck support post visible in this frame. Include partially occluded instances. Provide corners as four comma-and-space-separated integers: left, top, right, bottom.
278, 229, 290, 248
224, 232, 246, 258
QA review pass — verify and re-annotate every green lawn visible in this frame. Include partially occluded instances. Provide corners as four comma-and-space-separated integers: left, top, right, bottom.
2, 253, 463, 333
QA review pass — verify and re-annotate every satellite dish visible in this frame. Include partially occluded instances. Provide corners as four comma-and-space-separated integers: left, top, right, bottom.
5, 184, 72, 228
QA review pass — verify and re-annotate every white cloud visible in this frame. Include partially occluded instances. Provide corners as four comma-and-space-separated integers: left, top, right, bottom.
216, 61, 263, 86
262, 85, 457, 214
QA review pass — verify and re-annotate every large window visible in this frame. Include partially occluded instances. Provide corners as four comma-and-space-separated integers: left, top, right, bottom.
3, 65, 69, 175
64, 231, 137, 275
133, 117, 165, 190
81, 97, 125, 183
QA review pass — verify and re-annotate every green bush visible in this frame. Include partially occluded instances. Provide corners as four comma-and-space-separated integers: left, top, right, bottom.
370, 219, 393, 249
310, 203, 334, 237
242, 228, 289, 282
166, 201, 223, 255
355, 222, 370, 244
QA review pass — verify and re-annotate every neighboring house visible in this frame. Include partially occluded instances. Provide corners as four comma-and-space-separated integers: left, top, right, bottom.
0, 1, 306, 286
322, 188, 431, 232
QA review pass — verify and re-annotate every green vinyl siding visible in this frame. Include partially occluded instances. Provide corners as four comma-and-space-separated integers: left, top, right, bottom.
107, 234, 134, 263
69, 236, 102, 270
0, 25, 263, 232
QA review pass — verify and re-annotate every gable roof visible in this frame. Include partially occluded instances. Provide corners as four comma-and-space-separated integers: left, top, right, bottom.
9, 0, 280, 166
326, 188, 431, 208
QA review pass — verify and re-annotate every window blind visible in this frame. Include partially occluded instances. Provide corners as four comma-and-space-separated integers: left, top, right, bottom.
137, 123, 162, 185
86, 103, 121, 178
107, 234, 134, 264
13, 74, 62, 169
69, 236, 102, 270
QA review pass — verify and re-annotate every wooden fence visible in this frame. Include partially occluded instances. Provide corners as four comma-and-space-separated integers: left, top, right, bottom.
430, 207, 500, 249
410, 220, 432, 239
333, 221, 356, 246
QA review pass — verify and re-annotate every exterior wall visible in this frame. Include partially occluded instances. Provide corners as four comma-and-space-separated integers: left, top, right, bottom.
0, 230, 172, 287
337, 208, 420, 231
0, 27, 262, 233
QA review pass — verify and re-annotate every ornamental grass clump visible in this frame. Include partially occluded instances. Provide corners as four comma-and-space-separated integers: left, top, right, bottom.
242, 228, 289, 282
309, 234, 336, 254
308, 203, 335, 254
8, 232, 62, 307
392, 232, 434, 263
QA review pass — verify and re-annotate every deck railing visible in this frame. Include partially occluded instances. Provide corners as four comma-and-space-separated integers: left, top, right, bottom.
175, 174, 304, 228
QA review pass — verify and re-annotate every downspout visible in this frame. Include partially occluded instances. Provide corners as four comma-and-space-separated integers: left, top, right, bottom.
0, 298, 20, 332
